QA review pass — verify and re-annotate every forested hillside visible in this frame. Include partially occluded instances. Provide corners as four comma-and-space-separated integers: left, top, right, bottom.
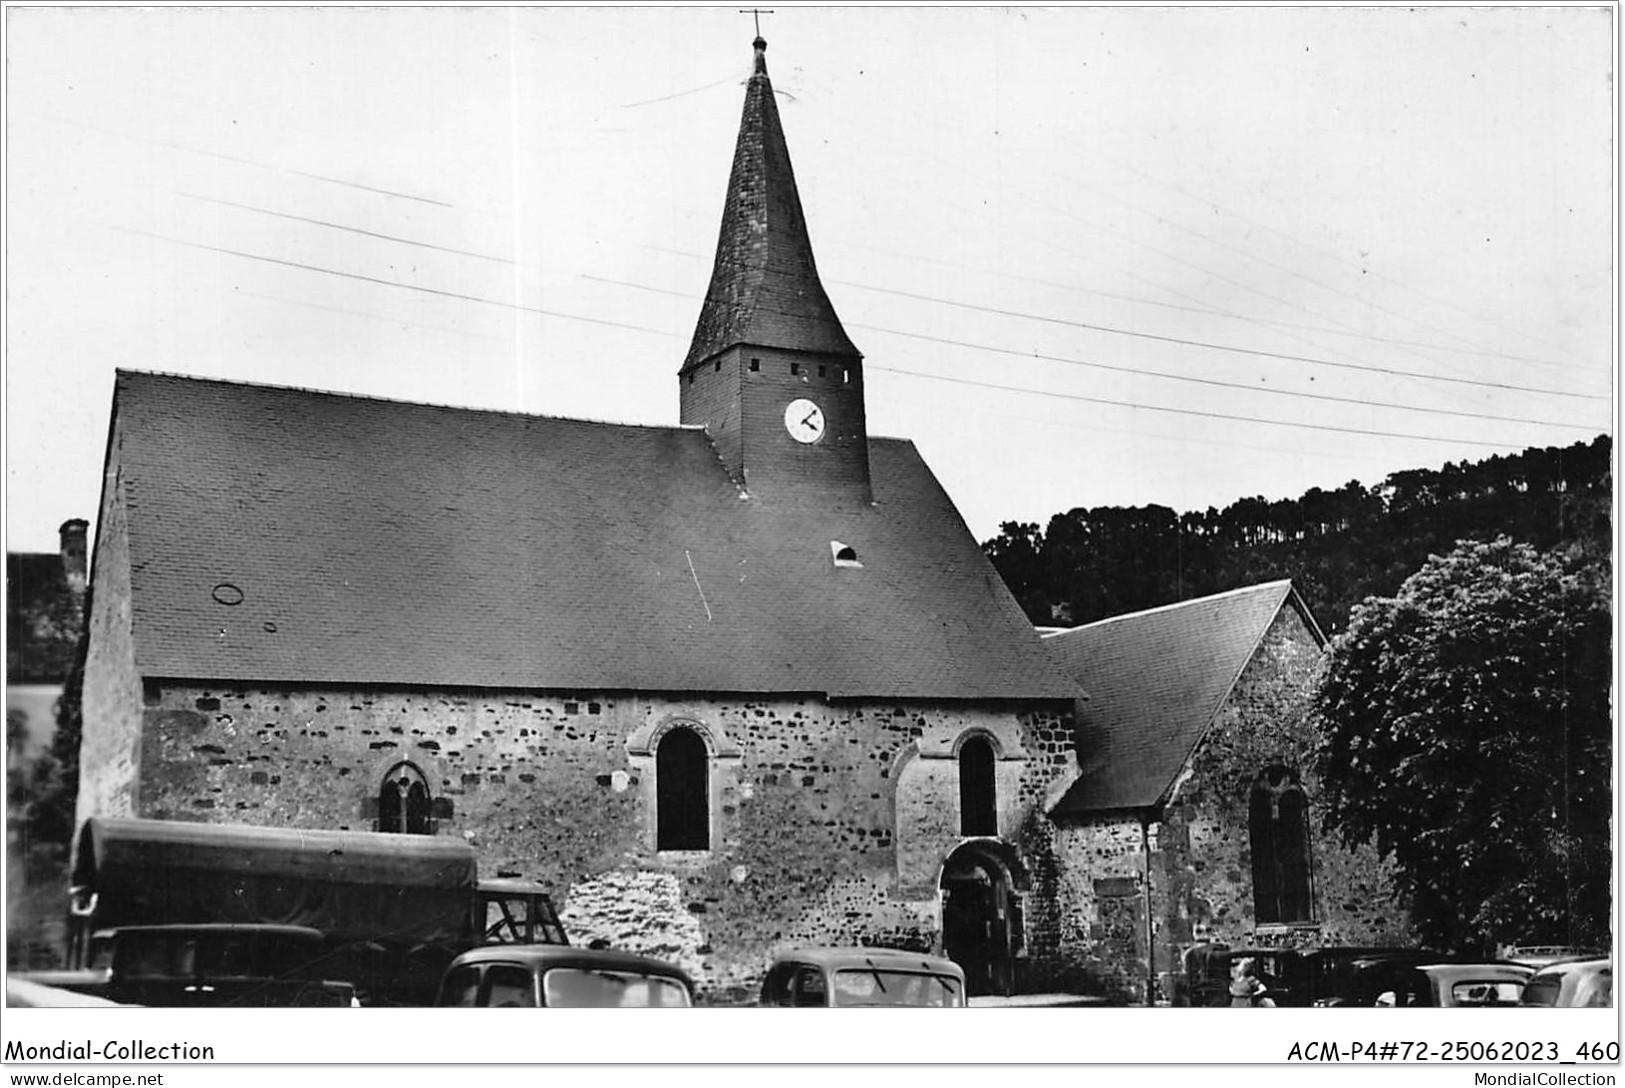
983, 435, 1611, 634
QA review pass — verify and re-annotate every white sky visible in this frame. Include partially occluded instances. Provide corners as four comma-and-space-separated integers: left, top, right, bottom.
3, 5, 1615, 554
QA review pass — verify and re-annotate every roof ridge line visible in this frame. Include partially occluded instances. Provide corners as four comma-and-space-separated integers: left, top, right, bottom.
1044, 579, 1294, 637
116, 369, 706, 433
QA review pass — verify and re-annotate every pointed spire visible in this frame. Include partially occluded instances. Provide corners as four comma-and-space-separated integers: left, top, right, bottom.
683, 36, 861, 371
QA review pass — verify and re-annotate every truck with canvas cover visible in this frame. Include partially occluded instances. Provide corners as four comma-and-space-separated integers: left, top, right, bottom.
66, 817, 566, 1005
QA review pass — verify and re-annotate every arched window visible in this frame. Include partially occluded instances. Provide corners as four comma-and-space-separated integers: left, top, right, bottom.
378, 762, 433, 835
1249, 766, 1313, 923
959, 735, 997, 837
656, 727, 709, 851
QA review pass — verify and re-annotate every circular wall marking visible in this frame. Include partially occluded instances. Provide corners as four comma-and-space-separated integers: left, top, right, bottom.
211, 583, 244, 606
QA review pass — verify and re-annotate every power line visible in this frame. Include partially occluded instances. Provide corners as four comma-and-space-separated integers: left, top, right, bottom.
836, 280, 1605, 403
613, 68, 748, 110
896, 143, 1517, 400
1078, 112, 1591, 368
234, 289, 506, 342
126, 226, 1602, 451
860, 99, 1590, 376
179, 193, 520, 266
120, 228, 672, 337
630, 254, 1603, 401
647, 240, 1597, 374
1036, 155, 1546, 381
853, 323, 1600, 431
50, 115, 455, 208
586, 273, 1606, 426
868, 365, 1540, 451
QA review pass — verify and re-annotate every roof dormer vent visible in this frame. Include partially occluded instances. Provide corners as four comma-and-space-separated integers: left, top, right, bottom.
831, 541, 862, 569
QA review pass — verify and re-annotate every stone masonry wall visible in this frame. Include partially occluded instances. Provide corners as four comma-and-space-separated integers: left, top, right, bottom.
1160, 605, 1413, 961
132, 682, 1064, 1001
77, 453, 143, 833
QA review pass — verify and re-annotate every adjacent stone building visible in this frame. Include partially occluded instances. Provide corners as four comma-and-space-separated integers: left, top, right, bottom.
1040, 581, 1413, 1002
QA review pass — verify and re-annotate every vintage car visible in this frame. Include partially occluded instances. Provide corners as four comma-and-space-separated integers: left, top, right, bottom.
1502, 945, 1608, 970
1177, 943, 1444, 1008
1371, 962, 1534, 1008
758, 947, 967, 1008
433, 945, 694, 1007
1518, 957, 1612, 1008
5, 977, 133, 1007
15, 924, 356, 1007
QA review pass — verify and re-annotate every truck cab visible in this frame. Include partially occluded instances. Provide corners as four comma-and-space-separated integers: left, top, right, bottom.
478, 879, 568, 946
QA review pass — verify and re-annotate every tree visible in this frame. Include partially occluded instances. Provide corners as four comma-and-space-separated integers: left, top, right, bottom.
982, 522, 1050, 623
1312, 537, 1612, 952
983, 436, 1610, 636
16, 585, 93, 856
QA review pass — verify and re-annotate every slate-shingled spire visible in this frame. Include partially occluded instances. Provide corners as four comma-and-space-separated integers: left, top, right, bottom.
682, 36, 861, 370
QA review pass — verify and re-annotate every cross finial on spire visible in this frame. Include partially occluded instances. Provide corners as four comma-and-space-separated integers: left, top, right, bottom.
740, 8, 773, 38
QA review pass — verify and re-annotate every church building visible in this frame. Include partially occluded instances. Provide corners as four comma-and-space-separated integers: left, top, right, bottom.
75, 35, 1408, 1003
77, 36, 1085, 1000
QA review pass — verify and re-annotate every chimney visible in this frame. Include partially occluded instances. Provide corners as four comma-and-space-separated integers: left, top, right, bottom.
59, 518, 88, 595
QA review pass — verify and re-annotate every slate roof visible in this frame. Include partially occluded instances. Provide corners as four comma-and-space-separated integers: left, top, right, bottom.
682, 37, 861, 371
1043, 581, 1324, 816
107, 371, 1077, 701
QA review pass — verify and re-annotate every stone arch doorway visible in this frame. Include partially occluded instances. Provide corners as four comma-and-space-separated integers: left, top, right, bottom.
940, 840, 1027, 997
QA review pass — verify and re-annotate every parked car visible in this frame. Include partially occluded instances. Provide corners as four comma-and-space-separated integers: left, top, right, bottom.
6, 977, 133, 1007
1519, 958, 1612, 1008
1306, 949, 1457, 1007
1371, 962, 1534, 1008
1178, 944, 1290, 1006
1177, 943, 1444, 1008
433, 945, 694, 1007
758, 947, 967, 1008
14, 924, 356, 1008
1502, 945, 1607, 970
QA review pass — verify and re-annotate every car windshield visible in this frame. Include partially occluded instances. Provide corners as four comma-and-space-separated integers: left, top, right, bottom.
832, 968, 963, 1007
1520, 977, 1562, 1007
1450, 980, 1524, 1006
542, 967, 691, 1007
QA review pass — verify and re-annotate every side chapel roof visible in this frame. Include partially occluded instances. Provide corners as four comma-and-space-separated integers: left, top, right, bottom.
1044, 580, 1326, 816
105, 371, 1078, 701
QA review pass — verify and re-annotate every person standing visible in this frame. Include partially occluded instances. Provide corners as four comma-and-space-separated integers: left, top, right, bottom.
1229, 957, 1277, 1007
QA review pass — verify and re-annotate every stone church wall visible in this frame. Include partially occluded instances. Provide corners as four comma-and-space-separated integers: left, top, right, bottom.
77, 457, 144, 831
1043, 606, 1414, 1004
121, 681, 1069, 1001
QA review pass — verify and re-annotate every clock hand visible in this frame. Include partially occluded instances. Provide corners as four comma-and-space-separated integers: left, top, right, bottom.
802, 410, 819, 427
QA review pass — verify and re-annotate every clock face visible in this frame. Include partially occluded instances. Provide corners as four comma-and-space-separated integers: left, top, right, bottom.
784, 398, 825, 443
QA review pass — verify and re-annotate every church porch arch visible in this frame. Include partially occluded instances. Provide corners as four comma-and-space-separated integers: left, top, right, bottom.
937, 839, 1029, 998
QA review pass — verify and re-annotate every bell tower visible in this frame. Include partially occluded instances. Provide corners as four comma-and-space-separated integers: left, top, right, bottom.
680, 36, 869, 503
